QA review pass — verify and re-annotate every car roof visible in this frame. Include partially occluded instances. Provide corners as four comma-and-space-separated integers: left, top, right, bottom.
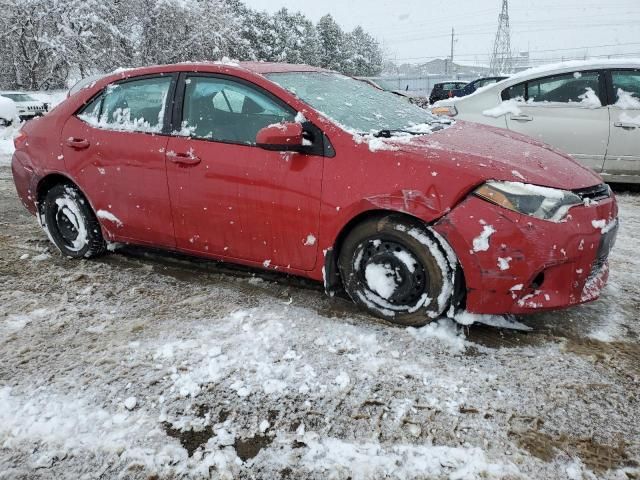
505, 58, 640, 84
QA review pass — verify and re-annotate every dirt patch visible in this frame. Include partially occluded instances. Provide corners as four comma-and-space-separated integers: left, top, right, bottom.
563, 337, 640, 381
511, 429, 633, 473
162, 422, 214, 457
233, 434, 273, 462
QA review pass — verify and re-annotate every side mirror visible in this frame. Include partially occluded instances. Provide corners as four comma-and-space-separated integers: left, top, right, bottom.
256, 122, 304, 152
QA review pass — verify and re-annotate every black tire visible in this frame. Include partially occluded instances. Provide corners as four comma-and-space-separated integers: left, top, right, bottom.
39, 183, 106, 258
338, 214, 454, 326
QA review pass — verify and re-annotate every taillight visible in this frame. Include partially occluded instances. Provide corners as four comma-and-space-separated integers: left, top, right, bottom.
14, 131, 27, 149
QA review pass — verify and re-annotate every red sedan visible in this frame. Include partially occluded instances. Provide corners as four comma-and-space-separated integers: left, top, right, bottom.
11, 62, 618, 325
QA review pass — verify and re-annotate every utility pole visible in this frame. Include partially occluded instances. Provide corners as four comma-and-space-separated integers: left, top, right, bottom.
450, 27, 455, 76
489, 0, 513, 75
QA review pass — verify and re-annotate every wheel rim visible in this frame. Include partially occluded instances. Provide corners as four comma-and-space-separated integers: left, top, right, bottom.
357, 239, 427, 306
55, 206, 80, 248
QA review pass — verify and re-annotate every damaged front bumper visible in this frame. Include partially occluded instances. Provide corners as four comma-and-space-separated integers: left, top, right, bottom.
432, 192, 618, 315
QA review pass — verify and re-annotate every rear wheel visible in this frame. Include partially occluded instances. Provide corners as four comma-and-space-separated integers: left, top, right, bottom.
338, 215, 454, 326
39, 183, 106, 258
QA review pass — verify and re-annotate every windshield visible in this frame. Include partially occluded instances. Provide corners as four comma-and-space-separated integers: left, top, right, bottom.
265, 72, 438, 134
1, 93, 37, 102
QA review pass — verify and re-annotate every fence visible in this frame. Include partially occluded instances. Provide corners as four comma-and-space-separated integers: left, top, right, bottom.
364, 74, 486, 95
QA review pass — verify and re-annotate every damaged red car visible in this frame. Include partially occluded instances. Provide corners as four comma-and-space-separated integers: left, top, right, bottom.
11, 62, 618, 326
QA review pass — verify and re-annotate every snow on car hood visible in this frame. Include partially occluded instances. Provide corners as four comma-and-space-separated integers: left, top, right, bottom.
389, 120, 602, 191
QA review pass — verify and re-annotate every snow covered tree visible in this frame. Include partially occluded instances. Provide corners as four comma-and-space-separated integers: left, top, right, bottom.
0, 0, 384, 89
342, 27, 383, 76
316, 14, 347, 71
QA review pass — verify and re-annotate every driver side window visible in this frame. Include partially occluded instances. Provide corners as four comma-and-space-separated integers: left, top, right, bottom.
181, 76, 295, 144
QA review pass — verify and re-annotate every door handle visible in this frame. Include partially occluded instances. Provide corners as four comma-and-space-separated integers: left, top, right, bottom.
65, 137, 90, 149
510, 114, 533, 122
168, 151, 202, 166
614, 122, 638, 130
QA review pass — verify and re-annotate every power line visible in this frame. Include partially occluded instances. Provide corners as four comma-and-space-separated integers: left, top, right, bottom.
392, 41, 640, 62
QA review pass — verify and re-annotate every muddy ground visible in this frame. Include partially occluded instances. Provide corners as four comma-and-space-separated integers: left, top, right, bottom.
0, 165, 638, 479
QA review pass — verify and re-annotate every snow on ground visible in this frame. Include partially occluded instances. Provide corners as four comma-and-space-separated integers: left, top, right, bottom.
0, 166, 639, 478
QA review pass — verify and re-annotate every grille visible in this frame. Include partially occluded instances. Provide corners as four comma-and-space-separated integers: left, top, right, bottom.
573, 183, 610, 202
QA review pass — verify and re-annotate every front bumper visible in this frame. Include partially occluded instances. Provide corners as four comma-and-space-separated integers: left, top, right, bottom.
433, 193, 618, 314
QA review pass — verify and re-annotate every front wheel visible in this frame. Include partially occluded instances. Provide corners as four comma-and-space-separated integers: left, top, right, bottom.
338, 215, 455, 326
39, 183, 106, 258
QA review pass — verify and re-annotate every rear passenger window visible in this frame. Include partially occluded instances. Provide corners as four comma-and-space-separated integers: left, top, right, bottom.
611, 70, 640, 108
180, 76, 295, 144
527, 72, 601, 106
78, 76, 172, 133
501, 82, 525, 101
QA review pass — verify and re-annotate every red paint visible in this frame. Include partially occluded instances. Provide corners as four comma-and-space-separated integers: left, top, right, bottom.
11, 62, 618, 315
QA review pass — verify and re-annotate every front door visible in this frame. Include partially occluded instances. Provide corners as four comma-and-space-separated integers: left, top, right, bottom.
165, 74, 323, 271
61, 75, 176, 247
603, 69, 640, 179
505, 70, 609, 172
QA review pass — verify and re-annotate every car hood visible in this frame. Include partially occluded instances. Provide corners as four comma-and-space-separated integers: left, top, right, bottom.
393, 121, 602, 190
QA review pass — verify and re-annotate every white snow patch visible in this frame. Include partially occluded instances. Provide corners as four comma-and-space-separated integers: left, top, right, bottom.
577, 87, 602, 108
364, 263, 399, 300
97, 209, 123, 227
615, 88, 640, 109
497, 257, 512, 271
472, 225, 496, 252
303, 234, 316, 246
123, 397, 137, 410
454, 311, 532, 331
407, 319, 466, 352
482, 99, 522, 118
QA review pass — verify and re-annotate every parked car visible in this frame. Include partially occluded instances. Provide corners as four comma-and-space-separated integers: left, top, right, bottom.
451, 76, 508, 98
428, 81, 468, 104
355, 77, 430, 108
0, 92, 48, 121
0, 96, 17, 126
11, 62, 618, 326
432, 60, 640, 183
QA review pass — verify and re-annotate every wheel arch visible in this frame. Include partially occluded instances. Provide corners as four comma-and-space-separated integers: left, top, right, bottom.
35, 173, 104, 234
323, 208, 438, 295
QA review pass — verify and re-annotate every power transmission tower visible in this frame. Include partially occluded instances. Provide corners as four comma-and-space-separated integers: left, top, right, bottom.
489, 0, 513, 75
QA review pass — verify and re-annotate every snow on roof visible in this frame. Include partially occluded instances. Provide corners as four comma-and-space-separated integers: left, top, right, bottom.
507, 58, 640, 82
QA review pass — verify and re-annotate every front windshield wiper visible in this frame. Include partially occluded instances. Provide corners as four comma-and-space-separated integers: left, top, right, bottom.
373, 129, 425, 138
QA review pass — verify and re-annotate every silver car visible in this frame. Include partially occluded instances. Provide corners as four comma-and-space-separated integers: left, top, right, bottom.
433, 60, 640, 183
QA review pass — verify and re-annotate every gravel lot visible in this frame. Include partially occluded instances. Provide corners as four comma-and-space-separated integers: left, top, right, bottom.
0, 164, 638, 479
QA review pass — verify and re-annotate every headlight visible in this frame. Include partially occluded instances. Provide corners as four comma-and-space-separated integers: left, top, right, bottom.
474, 181, 582, 222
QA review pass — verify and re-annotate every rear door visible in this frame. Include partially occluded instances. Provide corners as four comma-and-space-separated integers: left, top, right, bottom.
602, 69, 640, 179
504, 70, 609, 172
61, 74, 177, 247
165, 73, 323, 271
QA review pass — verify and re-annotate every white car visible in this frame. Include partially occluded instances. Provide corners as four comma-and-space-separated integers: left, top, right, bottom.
0, 92, 48, 122
432, 60, 640, 183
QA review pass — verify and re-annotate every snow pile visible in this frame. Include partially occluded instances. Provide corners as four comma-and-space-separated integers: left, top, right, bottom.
298, 435, 516, 479
482, 99, 522, 118
407, 318, 467, 352
615, 89, 640, 109
0, 96, 18, 122
577, 87, 601, 108
364, 263, 399, 299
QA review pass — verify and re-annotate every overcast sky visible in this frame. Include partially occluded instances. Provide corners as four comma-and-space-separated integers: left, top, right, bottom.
242, 0, 640, 66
